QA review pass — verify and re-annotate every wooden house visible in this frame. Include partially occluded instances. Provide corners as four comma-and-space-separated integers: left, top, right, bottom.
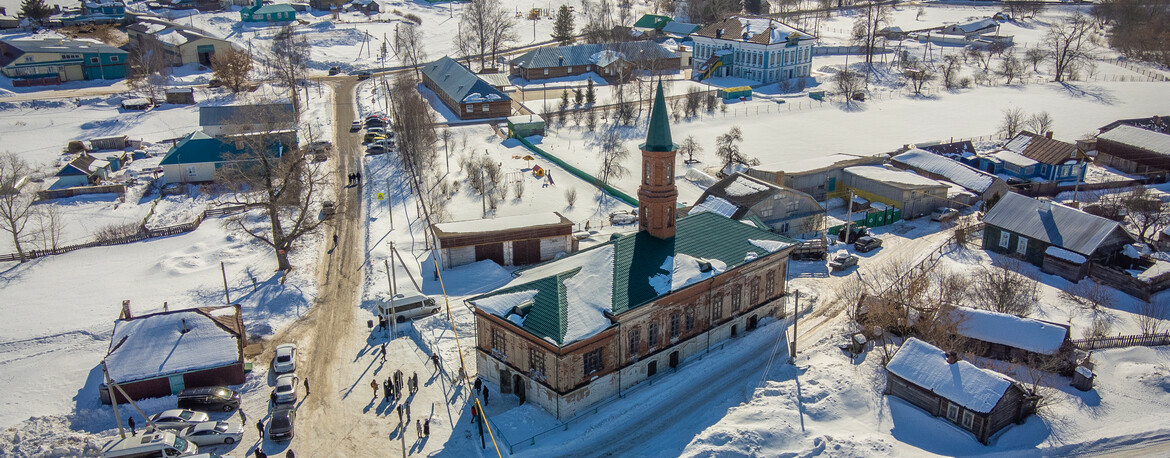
54, 153, 110, 188
974, 132, 1089, 184
431, 212, 575, 269
421, 57, 511, 120
687, 172, 824, 237
890, 149, 1009, 203
508, 42, 679, 81
126, 20, 235, 67
1094, 125, 1170, 178
885, 338, 1038, 445
951, 306, 1074, 371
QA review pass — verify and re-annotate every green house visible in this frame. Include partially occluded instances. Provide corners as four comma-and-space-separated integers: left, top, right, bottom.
241, 0, 296, 22
633, 14, 673, 31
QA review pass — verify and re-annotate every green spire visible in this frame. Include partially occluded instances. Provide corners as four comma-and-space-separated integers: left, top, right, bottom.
642, 80, 675, 153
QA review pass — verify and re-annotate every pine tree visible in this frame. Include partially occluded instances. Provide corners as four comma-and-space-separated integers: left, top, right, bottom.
551, 5, 575, 45
585, 79, 596, 104
20, 0, 51, 23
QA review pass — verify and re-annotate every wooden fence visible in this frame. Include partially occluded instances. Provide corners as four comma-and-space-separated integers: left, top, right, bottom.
0, 205, 247, 263
1072, 332, 1170, 351
36, 184, 127, 201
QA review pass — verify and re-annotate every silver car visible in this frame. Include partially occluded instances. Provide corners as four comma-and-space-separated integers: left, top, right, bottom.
148, 409, 210, 430
180, 420, 244, 446
273, 343, 297, 374
272, 374, 299, 405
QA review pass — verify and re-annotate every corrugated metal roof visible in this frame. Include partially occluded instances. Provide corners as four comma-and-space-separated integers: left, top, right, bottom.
0, 37, 126, 55
892, 149, 1000, 193
693, 16, 815, 45
982, 192, 1129, 256
1098, 125, 1170, 156
421, 56, 509, 104
199, 103, 296, 127
662, 21, 701, 36
509, 42, 676, 70
1004, 131, 1087, 165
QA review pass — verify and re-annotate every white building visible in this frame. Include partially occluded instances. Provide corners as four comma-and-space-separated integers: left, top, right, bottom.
690, 16, 816, 84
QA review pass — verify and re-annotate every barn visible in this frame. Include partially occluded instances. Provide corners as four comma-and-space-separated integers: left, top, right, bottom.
951, 306, 1074, 372
101, 303, 246, 403
1094, 125, 1170, 178
885, 338, 1038, 445
431, 212, 575, 269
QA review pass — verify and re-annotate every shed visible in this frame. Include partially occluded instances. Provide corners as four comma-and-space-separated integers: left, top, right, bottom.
1095, 125, 1170, 177
688, 173, 824, 237
101, 304, 245, 403
747, 153, 885, 200
885, 338, 1037, 445
90, 135, 129, 151
507, 115, 545, 138
841, 166, 948, 218
165, 88, 195, 104
121, 98, 151, 110
431, 212, 574, 268
720, 86, 752, 100
951, 306, 1073, 370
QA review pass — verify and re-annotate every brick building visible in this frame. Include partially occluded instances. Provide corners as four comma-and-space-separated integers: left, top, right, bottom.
421, 56, 512, 120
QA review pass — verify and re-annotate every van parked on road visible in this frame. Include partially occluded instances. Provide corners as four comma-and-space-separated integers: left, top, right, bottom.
101, 431, 197, 458
379, 291, 440, 323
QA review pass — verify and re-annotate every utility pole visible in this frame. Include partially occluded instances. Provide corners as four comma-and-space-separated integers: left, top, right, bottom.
790, 290, 799, 363
104, 365, 125, 439
221, 262, 230, 304
844, 190, 855, 242
386, 253, 397, 338
386, 178, 394, 230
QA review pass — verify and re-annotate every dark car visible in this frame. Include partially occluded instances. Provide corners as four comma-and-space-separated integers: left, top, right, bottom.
357, 71, 372, 80
365, 117, 386, 128
177, 386, 240, 412
328, 66, 341, 76
268, 407, 296, 441
854, 236, 883, 253
208, 79, 223, 88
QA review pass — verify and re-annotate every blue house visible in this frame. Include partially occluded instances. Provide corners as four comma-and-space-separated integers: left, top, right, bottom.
0, 38, 128, 85
160, 130, 294, 184
241, 0, 296, 22
974, 131, 1089, 183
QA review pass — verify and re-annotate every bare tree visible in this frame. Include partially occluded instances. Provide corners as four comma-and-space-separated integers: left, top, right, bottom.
126, 39, 171, 102
966, 47, 992, 71
1137, 299, 1167, 335
679, 136, 702, 164
1026, 111, 1055, 136
1044, 14, 1099, 82
211, 47, 253, 93
1122, 185, 1170, 242
565, 188, 578, 207
968, 260, 1040, 316
270, 26, 310, 113
1024, 47, 1046, 73
396, 23, 427, 79
851, 2, 889, 76
715, 126, 759, 175
832, 69, 864, 101
1058, 280, 1116, 311
455, 0, 516, 71
996, 54, 1025, 85
389, 73, 438, 176
0, 153, 37, 262
902, 61, 935, 95
35, 203, 63, 251
597, 128, 630, 185
513, 176, 526, 199
942, 55, 963, 89
999, 107, 1027, 138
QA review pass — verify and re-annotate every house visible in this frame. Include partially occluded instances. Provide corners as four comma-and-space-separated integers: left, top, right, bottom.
199, 103, 297, 136
159, 130, 293, 184
916, 140, 977, 163
891, 149, 1010, 203
975, 132, 1089, 183
0, 38, 127, 86
885, 338, 1038, 445
662, 21, 701, 39
126, 21, 236, 67
747, 153, 886, 201
421, 57, 512, 120
1094, 125, 1170, 178
469, 83, 797, 420
240, 0, 296, 22
100, 303, 246, 403
432, 213, 575, 269
951, 306, 1074, 372
690, 16, 815, 83
982, 192, 1136, 280
54, 153, 110, 188
76, 0, 126, 23
632, 13, 672, 32
940, 18, 999, 37
0, 8, 20, 29
350, 0, 379, 13
1098, 115, 1169, 135
508, 42, 679, 81
688, 172, 824, 237
840, 166, 948, 218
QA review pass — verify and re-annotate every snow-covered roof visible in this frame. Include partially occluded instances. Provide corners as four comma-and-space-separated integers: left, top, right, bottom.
688, 195, 738, 218
693, 15, 815, 45
432, 212, 570, 235
1045, 246, 1087, 264
892, 149, 1000, 193
984, 193, 1130, 257
886, 338, 1014, 414
844, 166, 946, 188
723, 174, 770, 196
1137, 260, 1170, 281
952, 307, 1069, 355
758, 153, 877, 173
990, 149, 1038, 168
105, 307, 242, 383
1098, 125, 1170, 156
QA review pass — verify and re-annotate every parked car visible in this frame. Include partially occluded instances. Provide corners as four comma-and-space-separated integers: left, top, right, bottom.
609, 210, 637, 225
272, 374, 299, 405
931, 207, 959, 222
363, 132, 385, 143
179, 420, 244, 446
320, 201, 336, 219
365, 117, 387, 128
328, 66, 341, 76
378, 291, 440, 323
177, 386, 240, 412
350, 120, 363, 132
357, 71, 372, 80
366, 126, 386, 135
828, 250, 859, 271
268, 407, 297, 441
207, 79, 223, 88
366, 144, 388, 155
148, 409, 210, 430
370, 138, 395, 150
273, 343, 297, 373
101, 431, 197, 458
854, 236, 883, 253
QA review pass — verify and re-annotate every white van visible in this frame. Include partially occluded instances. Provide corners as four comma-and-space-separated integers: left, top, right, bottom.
379, 291, 441, 323
101, 431, 198, 458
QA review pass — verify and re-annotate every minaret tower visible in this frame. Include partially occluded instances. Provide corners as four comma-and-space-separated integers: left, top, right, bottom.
637, 81, 678, 239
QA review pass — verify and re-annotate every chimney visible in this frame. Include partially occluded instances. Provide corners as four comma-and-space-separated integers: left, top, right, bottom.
715, 28, 723, 39
1045, 131, 1053, 139
121, 300, 133, 319
180, 318, 190, 334
163, 301, 169, 312
946, 351, 959, 364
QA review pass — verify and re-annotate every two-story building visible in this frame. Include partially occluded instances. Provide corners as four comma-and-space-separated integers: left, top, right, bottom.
688, 172, 824, 238
690, 15, 815, 84
240, 0, 295, 22
0, 38, 127, 86
126, 21, 235, 67
509, 41, 679, 82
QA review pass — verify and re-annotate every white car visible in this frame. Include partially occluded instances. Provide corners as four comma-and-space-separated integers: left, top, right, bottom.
148, 409, 210, 430
180, 420, 244, 446
273, 344, 297, 374
272, 374, 299, 405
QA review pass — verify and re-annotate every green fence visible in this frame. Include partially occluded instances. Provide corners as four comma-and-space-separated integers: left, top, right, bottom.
827, 207, 902, 235
515, 135, 639, 207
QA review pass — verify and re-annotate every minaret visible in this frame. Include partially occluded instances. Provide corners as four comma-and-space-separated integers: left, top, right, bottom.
637, 81, 678, 239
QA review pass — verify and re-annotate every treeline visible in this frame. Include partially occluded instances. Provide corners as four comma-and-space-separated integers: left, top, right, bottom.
1092, 0, 1170, 66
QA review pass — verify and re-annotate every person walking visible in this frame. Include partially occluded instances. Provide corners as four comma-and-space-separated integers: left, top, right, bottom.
303, 378, 310, 395
416, 419, 422, 438
127, 416, 136, 436
332, 234, 338, 246
474, 377, 481, 396
380, 344, 387, 363
470, 404, 478, 424
285, 450, 294, 458
424, 418, 430, 437
255, 448, 267, 458
405, 401, 411, 421
256, 419, 265, 438
371, 379, 379, 399
383, 378, 391, 399
431, 354, 441, 371
483, 386, 490, 405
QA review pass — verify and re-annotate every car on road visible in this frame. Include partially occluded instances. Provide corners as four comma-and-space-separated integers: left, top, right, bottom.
177, 386, 240, 412
179, 420, 244, 446
320, 201, 336, 219
273, 343, 297, 373
272, 374, 299, 405
931, 207, 959, 222
828, 250, 859, 271
350, 120, 363, 131
357, 71, 372, 80
854, 236, 883, 253
268, 407, 296, 441
101, 431, 197, 458
328, 66, 341, 76
148, 409, 210, 430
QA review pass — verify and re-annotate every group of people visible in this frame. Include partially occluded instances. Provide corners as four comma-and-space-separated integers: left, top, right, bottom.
347, 172, 363, 185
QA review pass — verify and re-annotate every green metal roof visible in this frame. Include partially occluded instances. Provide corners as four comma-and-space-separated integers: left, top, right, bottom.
469, 211, 797, 346
641, 80, 675, 153
634, 14, 673, 30
159, 131, 290, 165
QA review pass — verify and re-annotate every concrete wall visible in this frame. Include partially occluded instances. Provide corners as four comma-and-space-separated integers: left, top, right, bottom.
539, 235, 571, 260
442, 246, 476, 269
163, 162, 216, 183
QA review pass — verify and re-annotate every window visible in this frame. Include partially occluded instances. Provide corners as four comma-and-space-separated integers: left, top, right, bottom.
110, 55, 119, 62
666, 162, 673, 183
528, 348, 545, 375
712, 295, 723, 321
629, 327, 640, 356
543, 68, 549, 75
946, 402, 960, 422
759, 204, 774, 218
567, 66, 572, 72
24, 56, 33, 62
765, 272, 776, 297
667, 207, 674, 228
961, 411, 975, 429
90, 57, 99, 64
685, 307, 695, 331
584, 348, 603, 375
648, 321, 659, 348
731, 285, 742, 313
670, 314, 680, 339
644, 162, 651, 185
787, 200, 798, 212
466, 106, 473, 113
482, 104, 489, 112
999, 231, 1010, 248
1017, 237, 1028, 255
491, 329, 506, 356
750, 277, 760, 305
